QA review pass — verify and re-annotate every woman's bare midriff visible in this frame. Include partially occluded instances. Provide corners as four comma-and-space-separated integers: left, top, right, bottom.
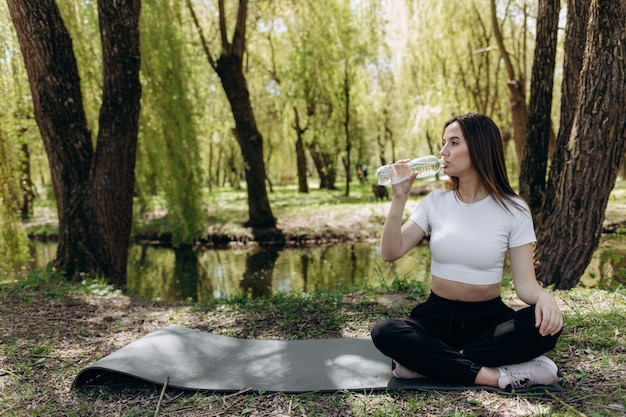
431, 275, 502, 302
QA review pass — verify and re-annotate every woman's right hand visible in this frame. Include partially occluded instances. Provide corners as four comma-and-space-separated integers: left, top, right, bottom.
389, 159, 417, 198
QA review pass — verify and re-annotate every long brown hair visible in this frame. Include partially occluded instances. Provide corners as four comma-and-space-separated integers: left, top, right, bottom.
444, 113, 522, 211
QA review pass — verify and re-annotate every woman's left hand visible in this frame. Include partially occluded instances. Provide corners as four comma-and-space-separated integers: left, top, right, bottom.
534, 292, 563, 336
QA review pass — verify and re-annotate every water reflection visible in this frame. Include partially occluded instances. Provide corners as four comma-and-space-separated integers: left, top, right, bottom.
240, 248, 279, 298
5, 237, 625, 301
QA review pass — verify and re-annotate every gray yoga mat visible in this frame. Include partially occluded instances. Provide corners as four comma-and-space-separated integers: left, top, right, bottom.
72, 326, 561, 393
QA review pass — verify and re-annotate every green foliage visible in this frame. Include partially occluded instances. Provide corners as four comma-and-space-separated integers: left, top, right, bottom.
373, 262, 429, 300
79, 277, 122, 297
0, 5, 37, 267
0, 131, 30, 268
137, 0, 206, 246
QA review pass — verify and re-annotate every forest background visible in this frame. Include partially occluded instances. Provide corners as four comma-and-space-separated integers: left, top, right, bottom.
0, 0, 625, 292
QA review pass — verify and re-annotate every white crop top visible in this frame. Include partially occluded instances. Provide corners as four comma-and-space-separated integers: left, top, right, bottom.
408, 189, 536, 285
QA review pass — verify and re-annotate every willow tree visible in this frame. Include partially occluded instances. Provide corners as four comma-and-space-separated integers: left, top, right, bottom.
186, 0, 277, 231
0, 128, 29, 267
283, 0, 368, 193
137, 0, 205, 246
375, 0, 519, 166
282, 0, 343, 191
329, 0, 365, 197
0, 2, 38, 246
7, 0, 141, 286
533, 0, 626, 289
284, 8, 324, 193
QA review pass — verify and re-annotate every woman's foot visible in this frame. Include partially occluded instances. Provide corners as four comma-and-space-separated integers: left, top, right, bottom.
391, 360, 426, 379
497, 355, 560, 389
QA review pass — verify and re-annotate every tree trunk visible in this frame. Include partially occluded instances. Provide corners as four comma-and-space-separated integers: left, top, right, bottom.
535, 0, 626, 289
293, 107, 309, 193
308, 142, 337, 190
86, 0, 141, 286
490, 0, 528, 172
215, 54, 276, 229
7, 0, 92, 222
539, 0, 589, 228
19, 143, 35, 220
342, 62, 351, 197
7, 0, 141, 286
187, 0, 277, 231
519, 0, 561, 221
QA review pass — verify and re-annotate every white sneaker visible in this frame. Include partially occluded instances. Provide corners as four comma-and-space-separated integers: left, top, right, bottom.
391, 360, 426, 379
497, 355, 560, 390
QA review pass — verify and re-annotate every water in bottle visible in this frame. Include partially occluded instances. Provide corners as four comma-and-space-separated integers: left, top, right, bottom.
375, 155, 442, 186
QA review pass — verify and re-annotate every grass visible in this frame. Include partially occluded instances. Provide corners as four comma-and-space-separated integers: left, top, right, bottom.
0, 266, 625, 416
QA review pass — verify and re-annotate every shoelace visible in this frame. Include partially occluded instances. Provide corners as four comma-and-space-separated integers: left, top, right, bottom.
501, 367, 535, 389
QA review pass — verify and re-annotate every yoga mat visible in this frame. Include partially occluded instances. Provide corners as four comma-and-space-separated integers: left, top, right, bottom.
72, 326, 561, 393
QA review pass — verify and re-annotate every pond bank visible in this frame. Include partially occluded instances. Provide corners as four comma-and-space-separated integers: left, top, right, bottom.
25, 199, 626, 249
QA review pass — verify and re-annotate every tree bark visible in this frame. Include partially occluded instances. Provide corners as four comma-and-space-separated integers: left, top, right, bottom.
86, 0, 142, 286
539, 0, 589, 228
7, 0, 141, 286
519, 0, 561, 221
535, 0, 626, 289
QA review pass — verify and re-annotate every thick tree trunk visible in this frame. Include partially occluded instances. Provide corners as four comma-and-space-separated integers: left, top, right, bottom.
535, 0, 626, 289
7, 0, 92, 221
539, 0, 589, 228
519, 0, 560, 221
8, 0, 141, 286
86, 0, 141, 286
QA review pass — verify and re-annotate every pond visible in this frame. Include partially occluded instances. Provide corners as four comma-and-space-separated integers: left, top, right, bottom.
4, 236, 626, 301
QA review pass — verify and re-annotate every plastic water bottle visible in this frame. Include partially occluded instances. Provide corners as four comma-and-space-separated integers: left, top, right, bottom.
375, 155, 442, 186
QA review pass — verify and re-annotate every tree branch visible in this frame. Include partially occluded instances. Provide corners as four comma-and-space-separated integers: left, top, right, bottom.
185, 0, 216, 68
231, 0, 248, 58
490, 0, 516, 79
218, 0, 229, 51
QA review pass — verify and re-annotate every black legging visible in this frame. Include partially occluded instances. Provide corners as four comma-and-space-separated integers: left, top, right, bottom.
371, 291, 562, 385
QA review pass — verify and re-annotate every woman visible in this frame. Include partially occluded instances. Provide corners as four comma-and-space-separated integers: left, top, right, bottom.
371, 113, 563, 390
